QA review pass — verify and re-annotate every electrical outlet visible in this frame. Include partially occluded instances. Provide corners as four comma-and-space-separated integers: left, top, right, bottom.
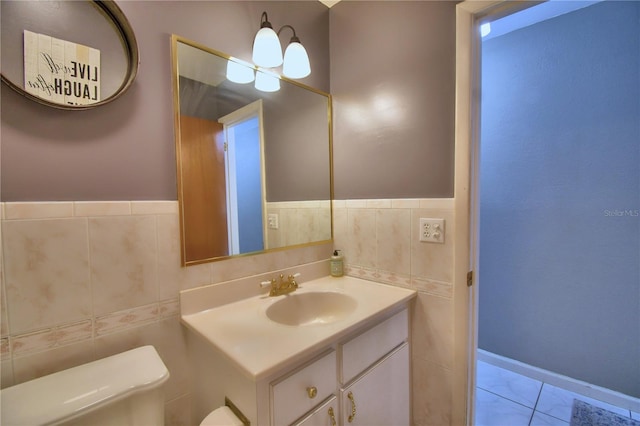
419, 218, 445, 243
268, 213, 279, 230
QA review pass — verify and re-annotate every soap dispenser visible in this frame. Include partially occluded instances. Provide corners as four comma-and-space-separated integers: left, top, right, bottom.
330, 250, 344, 277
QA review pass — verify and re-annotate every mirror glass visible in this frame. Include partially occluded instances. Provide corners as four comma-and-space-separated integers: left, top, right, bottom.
0, 0, 138, 109
171, 35, 333, 266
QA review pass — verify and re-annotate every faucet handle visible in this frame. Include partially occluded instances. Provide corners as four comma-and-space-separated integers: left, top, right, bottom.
259, 278, 276, 289
288, 273, 301, 286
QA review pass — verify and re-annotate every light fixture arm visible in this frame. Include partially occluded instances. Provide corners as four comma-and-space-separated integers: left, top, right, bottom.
260, 11, 273, 29
277, 24, 301, 43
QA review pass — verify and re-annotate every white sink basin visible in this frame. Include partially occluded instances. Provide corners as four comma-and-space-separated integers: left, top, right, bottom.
181, 275, 417, 379
265, 291, 357, 326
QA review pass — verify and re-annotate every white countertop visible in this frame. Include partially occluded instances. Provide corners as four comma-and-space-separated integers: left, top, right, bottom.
180, 275, 416, 381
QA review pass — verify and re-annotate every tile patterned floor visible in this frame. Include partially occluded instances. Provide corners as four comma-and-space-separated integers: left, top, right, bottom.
475, 360, 640, 426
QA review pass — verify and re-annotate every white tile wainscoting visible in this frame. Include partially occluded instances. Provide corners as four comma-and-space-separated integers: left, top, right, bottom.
333, 198, 457, 425
266, 200, 332, 249
0, 201, 332, 425
1, 198, 458, 426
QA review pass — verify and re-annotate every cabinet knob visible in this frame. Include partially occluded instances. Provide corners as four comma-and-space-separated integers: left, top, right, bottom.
306, 386, 318, 398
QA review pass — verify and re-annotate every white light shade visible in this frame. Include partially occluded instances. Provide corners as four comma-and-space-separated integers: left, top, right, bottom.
255, 70, 280, 92
480, 22, 491, 37
282, 41, 311, 79
252, 27, 283, 68
226, 59, 255, 84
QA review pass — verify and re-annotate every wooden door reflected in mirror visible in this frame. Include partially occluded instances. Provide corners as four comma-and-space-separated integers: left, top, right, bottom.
179, 115, 228, 260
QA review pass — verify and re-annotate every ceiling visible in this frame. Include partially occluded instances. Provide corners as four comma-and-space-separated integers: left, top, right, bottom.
319, 0, 341, 8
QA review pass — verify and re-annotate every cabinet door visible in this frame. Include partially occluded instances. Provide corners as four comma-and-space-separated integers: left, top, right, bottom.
341, 343, 410, 426
341, 309, 408, 384
294, 396, 338, 426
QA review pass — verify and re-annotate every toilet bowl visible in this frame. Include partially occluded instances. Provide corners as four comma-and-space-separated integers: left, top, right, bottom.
198, 396, 247, 425
1, 345, 169, 426
200, 405, 245, 425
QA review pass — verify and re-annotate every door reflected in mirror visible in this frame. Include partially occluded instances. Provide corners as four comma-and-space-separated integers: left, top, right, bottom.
219, 100, 265, 256
171, 35, 333, 266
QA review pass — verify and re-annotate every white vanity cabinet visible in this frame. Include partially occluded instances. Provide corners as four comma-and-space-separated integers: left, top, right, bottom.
186, 307, 410, 426
181, 275, 415, 426
271, 308, 409, 426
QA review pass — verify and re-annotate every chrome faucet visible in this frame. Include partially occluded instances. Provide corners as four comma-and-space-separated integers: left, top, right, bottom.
260, 273, 300, 297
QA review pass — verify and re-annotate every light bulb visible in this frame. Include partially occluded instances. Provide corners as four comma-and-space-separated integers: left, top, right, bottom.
255, 69, 280, 92
252, 27, 283, 68
283, 41, 310, 79
226, 58, 255, 84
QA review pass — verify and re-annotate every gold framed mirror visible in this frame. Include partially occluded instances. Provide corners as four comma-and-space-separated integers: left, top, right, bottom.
171, 35, 333, 266
0, 0, 138, 110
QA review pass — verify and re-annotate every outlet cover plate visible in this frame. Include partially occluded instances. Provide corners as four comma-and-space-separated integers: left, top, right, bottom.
268, 213, 279, 230
419, 218, 445, 243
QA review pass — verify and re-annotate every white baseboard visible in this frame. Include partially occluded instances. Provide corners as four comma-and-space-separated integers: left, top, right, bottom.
477, 349, 640, 413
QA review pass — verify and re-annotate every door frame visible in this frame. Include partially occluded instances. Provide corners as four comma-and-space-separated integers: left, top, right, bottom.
218, 99, 267, 255
453, 1, 542, 424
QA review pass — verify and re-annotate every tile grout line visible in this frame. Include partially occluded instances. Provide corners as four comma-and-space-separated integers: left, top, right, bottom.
476, 385, 537, 410
476, 383, 571, 426
528, 383, 544, 426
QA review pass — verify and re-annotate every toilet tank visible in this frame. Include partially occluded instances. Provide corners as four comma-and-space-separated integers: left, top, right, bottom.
1, 345, 170, 426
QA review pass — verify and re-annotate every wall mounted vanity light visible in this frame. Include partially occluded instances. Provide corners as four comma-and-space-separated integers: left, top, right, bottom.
251, 12, 311, 80
254, 68, 281, 92
226, 57, 255, 84
252, 12, 283, 68
278, 25, 311, 79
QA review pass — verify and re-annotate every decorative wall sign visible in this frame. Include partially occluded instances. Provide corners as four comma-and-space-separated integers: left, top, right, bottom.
23, 30, 101, 106
2, 1, 137, 110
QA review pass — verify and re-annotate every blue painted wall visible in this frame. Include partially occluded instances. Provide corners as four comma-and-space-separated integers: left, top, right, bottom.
479, 1, 639, 397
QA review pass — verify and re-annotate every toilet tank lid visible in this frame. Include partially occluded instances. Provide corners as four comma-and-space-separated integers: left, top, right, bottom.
1, 345, 170, 426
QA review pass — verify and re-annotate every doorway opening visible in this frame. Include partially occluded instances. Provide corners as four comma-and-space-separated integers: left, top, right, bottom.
219, 100, 267, 255
464, 1, 640, 424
